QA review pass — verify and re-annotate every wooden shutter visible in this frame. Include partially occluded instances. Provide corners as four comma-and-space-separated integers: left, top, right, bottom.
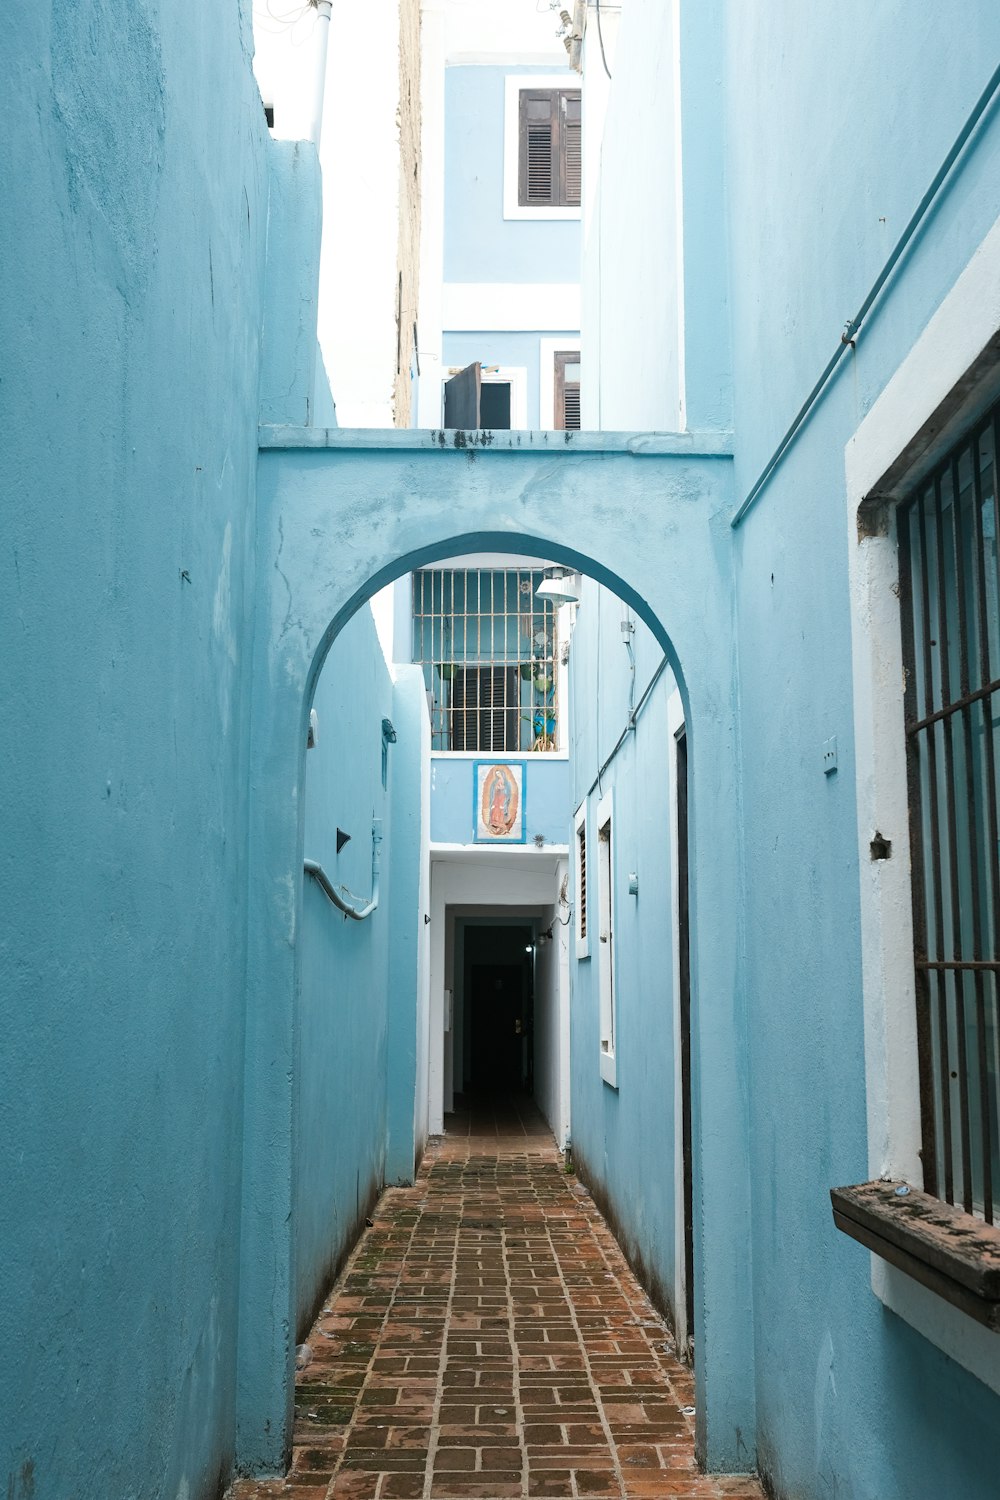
518, 89, 581, 208
443, 362, 481, 428
451, 667, 518, 751
553, 351, 581, 430
562, 92, 581, 206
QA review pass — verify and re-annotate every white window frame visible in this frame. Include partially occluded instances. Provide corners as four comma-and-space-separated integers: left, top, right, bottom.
503, 74, 582, 223
846, 208, 1000, 1394
539, 337, 581, 432
574, 799, 589, 960
596, 790, 617, 1087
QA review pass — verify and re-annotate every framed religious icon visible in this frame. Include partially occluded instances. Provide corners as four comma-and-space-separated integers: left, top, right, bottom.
473, 761, 526, 843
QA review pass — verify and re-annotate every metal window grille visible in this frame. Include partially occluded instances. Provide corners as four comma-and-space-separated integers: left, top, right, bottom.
898, 397, 1000, 1223
412, 568, 559, 753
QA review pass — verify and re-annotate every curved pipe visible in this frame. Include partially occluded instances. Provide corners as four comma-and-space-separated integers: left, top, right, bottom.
305, 818, 382, 921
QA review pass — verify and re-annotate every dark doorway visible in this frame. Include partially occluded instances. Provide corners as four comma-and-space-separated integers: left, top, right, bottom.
479, 381, 512, 430
464, 924, 533, 1095
676, 727, 695, 1363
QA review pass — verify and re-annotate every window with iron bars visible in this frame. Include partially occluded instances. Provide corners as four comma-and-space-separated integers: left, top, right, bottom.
897, 395, 1000, 1224
412, 568, 559, 753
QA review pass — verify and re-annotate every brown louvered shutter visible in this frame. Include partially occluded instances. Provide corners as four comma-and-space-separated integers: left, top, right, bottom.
554, 351, 581, 430
562, 92, 581, 206
443, 362, 482, 428
519, 88, 581, 208
520, 91, 555, 205
451, 667, 519, 751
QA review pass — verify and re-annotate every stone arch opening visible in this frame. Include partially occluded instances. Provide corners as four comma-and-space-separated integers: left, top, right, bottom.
238, 435, 751, 1476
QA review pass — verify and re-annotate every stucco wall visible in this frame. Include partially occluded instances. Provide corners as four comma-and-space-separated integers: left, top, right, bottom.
725, 6, 1000, 1496
578, 1, 1000, 1494
430, 754, 570, 847
580, 0, 681, 430
297, 606, 395, 1335
567, 582, 682, 1325
0, 4, 270, 1496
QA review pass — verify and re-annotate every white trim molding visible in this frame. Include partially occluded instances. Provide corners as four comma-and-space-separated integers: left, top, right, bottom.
442, 283, 581, 333
845, 207, 1000, 1392
503, 73, 582, 223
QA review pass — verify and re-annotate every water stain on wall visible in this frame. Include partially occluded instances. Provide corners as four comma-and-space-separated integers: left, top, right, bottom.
52, 0, 165, 301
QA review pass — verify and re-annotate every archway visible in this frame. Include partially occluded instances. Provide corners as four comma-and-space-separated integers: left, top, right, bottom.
236, 429, 752, 1476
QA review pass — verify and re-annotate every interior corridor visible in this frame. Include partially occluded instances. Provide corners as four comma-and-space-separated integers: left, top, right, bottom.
230, 1103, 763, 1500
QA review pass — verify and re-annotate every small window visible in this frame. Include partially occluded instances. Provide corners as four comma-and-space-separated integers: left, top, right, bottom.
554, 351, 581, 430
596, 792, 616, 1086
897, 400, 1000, 1223
518, 88, 581, 209
411, 568, 559, 752
574, 801, 589, 958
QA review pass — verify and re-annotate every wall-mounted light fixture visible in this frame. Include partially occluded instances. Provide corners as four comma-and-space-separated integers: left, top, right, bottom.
535, 568, 582, 605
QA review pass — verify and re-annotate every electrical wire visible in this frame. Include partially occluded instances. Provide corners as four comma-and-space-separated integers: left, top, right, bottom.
252, 0, 315, 41
585, 654, 669, 801
594, 0, 612, 80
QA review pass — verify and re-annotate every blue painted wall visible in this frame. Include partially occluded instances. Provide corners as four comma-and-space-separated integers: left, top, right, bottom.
430, 754, 569, 847
297, 605, 399, 1335
565, 3, 1000, 1495
444, 65, 580, 284
567, 584, 681, 1320
386, 667, 432, 1182
0, 4, 271, 1497
724, 6, 1000, 1496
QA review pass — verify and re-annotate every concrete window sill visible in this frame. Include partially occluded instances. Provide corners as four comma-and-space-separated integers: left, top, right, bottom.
831, 1180, 1000, 1331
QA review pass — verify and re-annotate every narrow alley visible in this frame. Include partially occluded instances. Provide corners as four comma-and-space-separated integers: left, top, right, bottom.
8, 4, 1000, 1498
231, 1102, 762, 1500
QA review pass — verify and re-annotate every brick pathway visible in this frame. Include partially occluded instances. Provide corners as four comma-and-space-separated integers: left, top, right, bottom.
231, 1098, 762, 1500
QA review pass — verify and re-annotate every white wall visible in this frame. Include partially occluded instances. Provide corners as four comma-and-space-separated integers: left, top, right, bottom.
253, 3, 418, 427
444, 0, 568, 65
580, 0, 685, 429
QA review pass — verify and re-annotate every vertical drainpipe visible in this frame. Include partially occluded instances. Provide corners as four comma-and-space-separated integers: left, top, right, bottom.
306, 0, 333, 149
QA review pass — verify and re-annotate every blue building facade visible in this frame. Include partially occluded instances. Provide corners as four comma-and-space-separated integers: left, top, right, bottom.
437, 60, 581, 430
3, 2, 1000, 1498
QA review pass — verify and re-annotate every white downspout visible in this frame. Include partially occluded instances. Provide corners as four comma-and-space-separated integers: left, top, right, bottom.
306, 0, 333, 148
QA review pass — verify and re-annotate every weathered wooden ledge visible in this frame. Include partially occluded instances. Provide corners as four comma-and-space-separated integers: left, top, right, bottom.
831, 1179, 1000, 1331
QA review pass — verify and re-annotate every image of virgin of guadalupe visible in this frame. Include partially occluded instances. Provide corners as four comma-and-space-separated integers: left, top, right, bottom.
482, 764, 518, 836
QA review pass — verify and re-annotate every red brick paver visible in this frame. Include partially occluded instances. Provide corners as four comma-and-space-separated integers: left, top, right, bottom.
230, 1099, 762, 1500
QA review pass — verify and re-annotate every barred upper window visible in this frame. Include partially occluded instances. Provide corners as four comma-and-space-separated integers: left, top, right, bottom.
412, 568, 559, 754
897, 398, 1000, 1223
